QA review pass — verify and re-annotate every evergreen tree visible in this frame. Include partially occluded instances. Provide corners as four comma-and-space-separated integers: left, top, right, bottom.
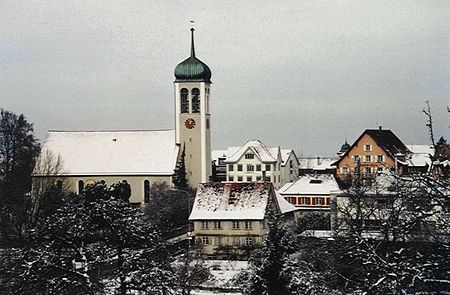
173, 144, 188, 190
0, 109, 40, 247
243, 209, 293, 295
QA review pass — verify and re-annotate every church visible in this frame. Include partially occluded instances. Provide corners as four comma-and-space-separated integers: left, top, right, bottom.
35, 29, 212, 203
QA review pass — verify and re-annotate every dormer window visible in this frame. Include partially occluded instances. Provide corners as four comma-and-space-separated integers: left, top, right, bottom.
180, 88, 189, 113
309, 179, 323, 184
192, 88, 200, 113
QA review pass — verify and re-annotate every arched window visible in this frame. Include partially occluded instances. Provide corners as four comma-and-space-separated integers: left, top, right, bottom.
192, 88, 200, 113
180, 88, 189, 113
144, 180, 150, 203
78, 180, 84, 194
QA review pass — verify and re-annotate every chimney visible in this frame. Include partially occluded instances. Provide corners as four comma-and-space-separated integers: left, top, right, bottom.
317, 156, 321, 166
379, 126, 382, 130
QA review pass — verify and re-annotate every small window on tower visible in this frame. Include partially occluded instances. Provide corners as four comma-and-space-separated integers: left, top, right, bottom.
192, 88, 200, 113
180, 88, 189, 113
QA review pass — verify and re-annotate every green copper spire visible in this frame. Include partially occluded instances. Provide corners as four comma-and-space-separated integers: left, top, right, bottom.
174, 29, 211, 83
190, 28, 195, 58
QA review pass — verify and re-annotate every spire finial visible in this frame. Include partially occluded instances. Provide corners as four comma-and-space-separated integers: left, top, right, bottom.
190, 21, 196, 57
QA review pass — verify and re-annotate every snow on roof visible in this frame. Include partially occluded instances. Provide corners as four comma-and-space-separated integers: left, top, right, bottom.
37, 130, 179, 176
298, 157, 337, 170
406, 144, 434, 167
211, 149, 228, 163
225, 140, 278, 163
279, 174, 340, 196
280, 149, 297, 166
275, 190, 298, 214
189, 182, 273, 220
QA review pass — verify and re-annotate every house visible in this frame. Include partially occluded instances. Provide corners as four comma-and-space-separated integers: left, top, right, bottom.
222, 140, 289, 189
278, 174, 340, 213
34, 29, 213, 201
188, 182, 296, 258
280, 149, 300, 184
333, 127, 410, 180
298, 156, 337, 176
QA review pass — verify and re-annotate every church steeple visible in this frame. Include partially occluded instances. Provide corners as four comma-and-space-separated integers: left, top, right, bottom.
174, 28, 212, 188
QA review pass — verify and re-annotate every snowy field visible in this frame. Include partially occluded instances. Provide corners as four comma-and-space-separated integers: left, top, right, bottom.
192, 260, 248, 295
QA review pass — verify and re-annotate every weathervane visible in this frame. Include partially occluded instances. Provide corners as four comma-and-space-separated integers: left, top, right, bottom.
190, 20, 196, 30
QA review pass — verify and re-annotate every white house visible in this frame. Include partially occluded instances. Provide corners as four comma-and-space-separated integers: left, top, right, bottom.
280, 149, 300, 185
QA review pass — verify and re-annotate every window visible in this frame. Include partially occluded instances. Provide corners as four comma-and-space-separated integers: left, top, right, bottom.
206, 119, 210, 129
245, 221, 252, 229
234, 237, 240, 246
278, 175, 280, 182
237, 176, 243, 182
232, 221, 240, 229
298, 197, 311, 205
78, 180, 84, 194
245, 153, 254, 159
228, 164, 234, 171
272, 175, 276, 182
201, 236, 209, 245
342, 167, 349, 174
352, 155, 360, 162
237, 164, 243, 171
192, 88, 200, 113
201, 221, 209, 229
364, 155, 371, 162
364, 144, 372, 151
287, 197, 297, 205
365, 167, 371, 175
228, 176, 234, 181
264, 176, 271, 181
265, 164, 271, 171
289, 160, 293, 168
256, 164, 261, 171
214, 221, 221, 229
314, 197, 325, 205
180, 88, 189, 113
144, 180, 150, 203
246, 176, 252, 182
256, 176, 262, 181
377, 155, 384, 163
247, 164, 254, 171
245, 237, 253, 246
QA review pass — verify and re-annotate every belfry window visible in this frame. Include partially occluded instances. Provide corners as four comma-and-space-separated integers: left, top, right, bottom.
192, 88, 200, 113
180, 88, 189, 113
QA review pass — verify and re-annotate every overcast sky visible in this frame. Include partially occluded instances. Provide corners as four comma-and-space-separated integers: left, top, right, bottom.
1, 0, 449, 156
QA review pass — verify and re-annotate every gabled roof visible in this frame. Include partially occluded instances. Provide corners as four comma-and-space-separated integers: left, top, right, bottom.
280, 149, 299, 167
279, 174, 340, 196
333, 129, 410, 166
36, 130, 179, 176
225, 140, 278, 163
189, 182, 274, 220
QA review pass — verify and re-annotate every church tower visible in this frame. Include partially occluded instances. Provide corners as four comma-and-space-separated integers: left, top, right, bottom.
174, 28, 212, 187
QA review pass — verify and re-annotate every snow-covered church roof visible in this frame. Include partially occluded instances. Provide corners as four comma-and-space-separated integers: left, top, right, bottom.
36, 130, 179, 176
189, 182, 275, 220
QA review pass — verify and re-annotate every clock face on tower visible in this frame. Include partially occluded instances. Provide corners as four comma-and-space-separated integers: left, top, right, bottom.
184, 118, 196, 129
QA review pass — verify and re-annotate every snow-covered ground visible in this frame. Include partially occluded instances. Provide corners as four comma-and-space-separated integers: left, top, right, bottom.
192, 260, 248, 295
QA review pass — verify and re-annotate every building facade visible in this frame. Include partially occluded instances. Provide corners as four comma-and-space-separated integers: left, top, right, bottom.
333, 127, 410, 180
